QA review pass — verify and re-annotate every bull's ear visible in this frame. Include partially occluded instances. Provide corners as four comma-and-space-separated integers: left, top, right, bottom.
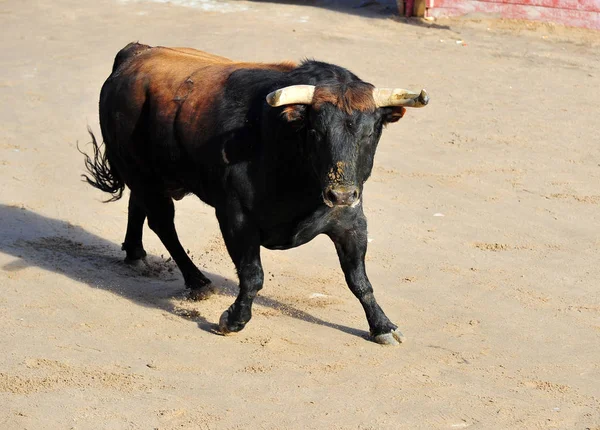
383, 106, 406, 124
281, 105, 307, 123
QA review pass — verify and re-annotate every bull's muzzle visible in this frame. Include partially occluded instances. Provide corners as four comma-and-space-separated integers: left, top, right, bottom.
324, 186, 360, 208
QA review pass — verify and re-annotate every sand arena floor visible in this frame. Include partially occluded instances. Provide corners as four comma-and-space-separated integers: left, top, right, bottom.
1, 1, 599, 428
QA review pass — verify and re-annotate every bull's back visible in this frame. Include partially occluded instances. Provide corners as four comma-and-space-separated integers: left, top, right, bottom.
101, 43, 292, 144
99, 44, 229, 148
98, 43, 296, 197
110, 42, 231, 75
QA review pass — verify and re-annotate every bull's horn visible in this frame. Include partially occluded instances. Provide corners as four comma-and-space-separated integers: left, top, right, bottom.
373, 88, 429, 108
266, 85, 315, 107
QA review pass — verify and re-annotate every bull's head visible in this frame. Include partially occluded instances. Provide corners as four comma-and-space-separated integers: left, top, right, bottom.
266, 83, 428, 208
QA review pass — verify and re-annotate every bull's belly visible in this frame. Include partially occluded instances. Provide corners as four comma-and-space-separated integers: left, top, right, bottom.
260, 225, 317, 250
259, 206, 345, 250
260, 227, 321, 250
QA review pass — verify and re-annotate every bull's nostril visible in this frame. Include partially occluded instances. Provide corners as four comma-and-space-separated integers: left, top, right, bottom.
326, 189, 338, 204
324, 187, 360, 206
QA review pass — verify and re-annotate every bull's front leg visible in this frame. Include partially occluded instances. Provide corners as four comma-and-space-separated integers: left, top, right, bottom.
329, 212, 405, 345
216, 201, 264, 334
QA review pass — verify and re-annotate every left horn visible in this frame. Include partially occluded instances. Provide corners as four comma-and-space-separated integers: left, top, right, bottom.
266, 85, 316, 107
372, 88, 429, 108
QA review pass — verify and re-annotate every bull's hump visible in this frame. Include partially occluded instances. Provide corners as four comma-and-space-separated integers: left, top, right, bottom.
162, 47, 233, 64
112, 42, 152, 73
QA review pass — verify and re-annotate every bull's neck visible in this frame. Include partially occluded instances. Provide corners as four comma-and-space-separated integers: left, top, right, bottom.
262, 127, 321, 201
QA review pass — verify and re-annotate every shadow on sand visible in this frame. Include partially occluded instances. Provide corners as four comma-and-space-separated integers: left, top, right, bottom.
0, 203, 368, 340
246, 0, 451, 29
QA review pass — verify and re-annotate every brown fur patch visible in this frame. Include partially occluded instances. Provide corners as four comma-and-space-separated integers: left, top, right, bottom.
327, 161, 347, 184
282, 105, 304, 122
312, 82, 376, 114
386, 106, 406, 123
108, 44, 299, 146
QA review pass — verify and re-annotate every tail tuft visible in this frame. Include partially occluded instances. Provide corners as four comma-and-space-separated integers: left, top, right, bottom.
79, 127, 124, 202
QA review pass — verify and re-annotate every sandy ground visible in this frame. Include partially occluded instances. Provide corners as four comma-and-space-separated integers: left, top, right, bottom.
1, 0, 600, 428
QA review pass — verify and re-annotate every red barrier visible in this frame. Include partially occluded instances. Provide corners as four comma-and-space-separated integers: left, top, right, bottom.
426, 0, 600, 29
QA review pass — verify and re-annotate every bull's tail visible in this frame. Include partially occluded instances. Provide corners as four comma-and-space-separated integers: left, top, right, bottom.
79, 127, 124, 202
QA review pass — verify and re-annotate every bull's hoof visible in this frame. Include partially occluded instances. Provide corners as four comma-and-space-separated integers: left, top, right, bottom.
188, 284, 215, 301
218, 310, 246, 335
123, 244, 147, 262
124, 257, 146, 268
373, 328, 406, 346
185, 271, 212, 300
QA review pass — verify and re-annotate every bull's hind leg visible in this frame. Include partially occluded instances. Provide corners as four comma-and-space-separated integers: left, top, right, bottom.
122, 192, 148, 263
140, 191, 214, 300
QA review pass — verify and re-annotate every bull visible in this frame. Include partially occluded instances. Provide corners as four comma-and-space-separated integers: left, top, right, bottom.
82, 42, 429, 345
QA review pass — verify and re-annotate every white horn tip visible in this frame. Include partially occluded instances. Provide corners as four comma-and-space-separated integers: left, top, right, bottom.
266, 90, 281, 107
418, 89, 429, 107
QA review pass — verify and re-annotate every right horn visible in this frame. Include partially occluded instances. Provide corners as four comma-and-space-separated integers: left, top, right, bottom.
266, 85, 316, 107
372, 88, 429, 108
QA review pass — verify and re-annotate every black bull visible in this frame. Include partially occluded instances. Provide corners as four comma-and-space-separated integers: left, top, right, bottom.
82, 43, 429, 345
